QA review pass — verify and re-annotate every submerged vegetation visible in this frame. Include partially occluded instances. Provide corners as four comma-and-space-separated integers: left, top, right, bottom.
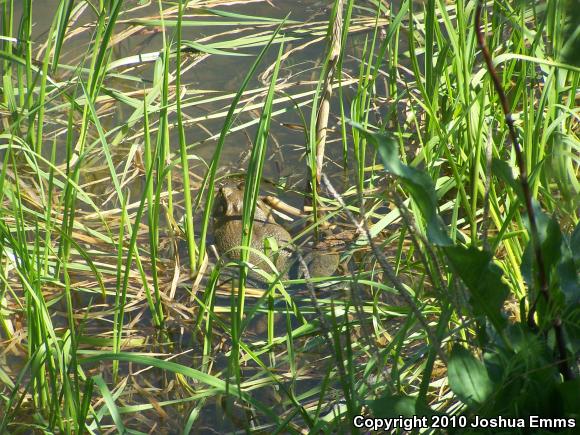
0, 0, 579, 432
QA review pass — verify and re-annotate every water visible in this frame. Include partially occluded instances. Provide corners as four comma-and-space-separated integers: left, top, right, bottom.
12, 0, 375, 185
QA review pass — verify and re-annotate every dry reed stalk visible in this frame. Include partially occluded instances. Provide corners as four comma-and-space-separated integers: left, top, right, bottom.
315, 0, 344, 188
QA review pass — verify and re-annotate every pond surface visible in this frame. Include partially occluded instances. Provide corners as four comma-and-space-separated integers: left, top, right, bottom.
16, 0, 371, 184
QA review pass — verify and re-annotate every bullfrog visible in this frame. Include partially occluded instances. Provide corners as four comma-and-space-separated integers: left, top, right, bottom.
213, 184, 293, 275
299, 240, 341, 279
212, 184, 341, 279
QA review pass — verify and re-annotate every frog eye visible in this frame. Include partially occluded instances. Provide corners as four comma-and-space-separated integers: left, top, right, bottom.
214, 200, 224, 216
214, 190, 227, 214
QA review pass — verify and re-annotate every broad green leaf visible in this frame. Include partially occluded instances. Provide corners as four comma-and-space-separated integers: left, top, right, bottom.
445, 246, 509, 332
561, 0, 580, 66
521, 203, 564, 291
556, 379, 580, 415
562, 303, 580, 354
351, 122, 451, 246
370, 393, 432, 418
448, 345, 493, 406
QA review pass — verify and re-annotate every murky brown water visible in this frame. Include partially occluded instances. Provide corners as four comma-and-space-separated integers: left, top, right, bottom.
13, 0, 376, 186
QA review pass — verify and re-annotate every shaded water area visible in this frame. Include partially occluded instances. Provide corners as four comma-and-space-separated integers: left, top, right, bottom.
3, 0, 408, 432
